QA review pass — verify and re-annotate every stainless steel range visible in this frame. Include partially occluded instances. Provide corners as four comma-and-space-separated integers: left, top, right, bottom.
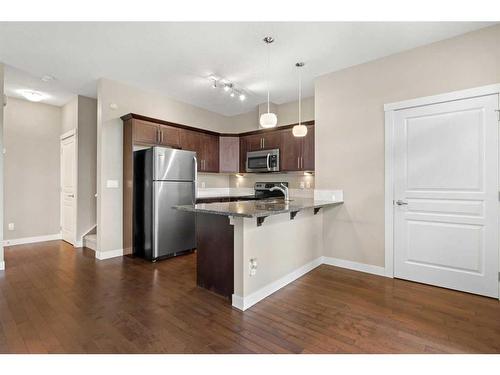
254, 182, 289, 199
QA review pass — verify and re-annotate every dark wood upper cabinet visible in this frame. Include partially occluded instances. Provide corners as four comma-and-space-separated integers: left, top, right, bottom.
158, 124, 180, 148
123, 113, 314, 175
261, 131, 281, 150
133, 120, 158, 145
201, 133, 219, 172
244, 134, 263, 152
302, 125, 315, 171
239, 137, 247, 173
280, 125, 315, 171
280, 129, 302, 171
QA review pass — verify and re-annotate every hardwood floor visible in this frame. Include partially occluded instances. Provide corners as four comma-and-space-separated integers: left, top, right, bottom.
0, 240, 499, 353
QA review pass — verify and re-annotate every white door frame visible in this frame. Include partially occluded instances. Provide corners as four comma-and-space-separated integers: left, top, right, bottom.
384, 84, 500, 280
60, 129, 78, 246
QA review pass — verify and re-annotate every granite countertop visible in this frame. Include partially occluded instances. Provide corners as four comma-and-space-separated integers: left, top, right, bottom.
174, 197, 343, 218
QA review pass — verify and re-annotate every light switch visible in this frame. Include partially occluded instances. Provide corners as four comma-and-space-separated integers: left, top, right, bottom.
106, 180, 119, 188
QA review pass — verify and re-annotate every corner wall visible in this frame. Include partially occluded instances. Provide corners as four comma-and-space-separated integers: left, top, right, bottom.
3, 97, 61, 240
315, 24, 500, 267
0, 63, 4, 269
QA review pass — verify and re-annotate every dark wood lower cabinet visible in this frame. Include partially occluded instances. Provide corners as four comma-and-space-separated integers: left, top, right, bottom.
195, 213, 234, 299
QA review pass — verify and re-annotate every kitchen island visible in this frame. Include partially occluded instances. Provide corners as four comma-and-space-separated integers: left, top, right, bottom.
175, 195, 343, 310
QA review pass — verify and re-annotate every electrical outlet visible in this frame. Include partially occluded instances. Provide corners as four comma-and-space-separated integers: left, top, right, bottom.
201, 181, 206, 188
249, 258, 258, 276
299, 181, 305, 189
306, 181, 311, 189
8, 223, 14, 231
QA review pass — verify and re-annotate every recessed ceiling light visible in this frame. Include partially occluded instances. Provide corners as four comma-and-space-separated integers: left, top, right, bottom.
19, 90, 47, 102
239, 93, 246, 101
230, 91, 235, 98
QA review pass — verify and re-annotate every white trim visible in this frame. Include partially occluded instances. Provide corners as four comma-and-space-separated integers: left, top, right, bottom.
95, 248, 123, 260
0, 261, 5, 271
384, 84, 500, 111
384, 83, 500, 280
3, 233, 62, 246
232, 256, 323, 311
384, 109, 395, 277
60, 128, 76, 140
323, 256, 386, 277
77, 224, 97, 248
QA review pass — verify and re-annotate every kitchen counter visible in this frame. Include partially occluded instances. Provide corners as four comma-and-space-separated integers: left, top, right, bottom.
175, 197, 343, 220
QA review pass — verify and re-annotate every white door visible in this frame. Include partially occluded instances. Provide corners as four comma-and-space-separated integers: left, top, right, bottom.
61, 135, 76, 245
394, 94, 499, 298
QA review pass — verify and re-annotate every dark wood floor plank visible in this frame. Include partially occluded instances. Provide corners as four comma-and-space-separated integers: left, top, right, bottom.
0, 240, 499, 353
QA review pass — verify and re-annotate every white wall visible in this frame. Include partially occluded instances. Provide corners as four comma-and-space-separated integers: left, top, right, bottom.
0, 63, 4, 268
61, 96, 78, 134
3, 97, 62, 240
315, 24, 500, 267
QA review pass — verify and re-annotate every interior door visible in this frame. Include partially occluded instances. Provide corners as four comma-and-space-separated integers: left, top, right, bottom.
394, 94, 499, 298
61, 134, 76, 245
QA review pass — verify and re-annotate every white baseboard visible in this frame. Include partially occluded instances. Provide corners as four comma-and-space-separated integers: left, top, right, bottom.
232, 256, 324, 311
3, 233, 62, 247
95, 248, 123, 260
322, 256, 386, 277
232, 256, 387, 311
0, 261, 4, 271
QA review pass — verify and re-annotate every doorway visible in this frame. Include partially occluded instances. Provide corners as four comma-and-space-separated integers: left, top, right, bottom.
60, 130, 77, 245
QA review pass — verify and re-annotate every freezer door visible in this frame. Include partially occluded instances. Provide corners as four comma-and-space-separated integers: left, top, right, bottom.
153, 181, 196, 258
154, 147, 196, 181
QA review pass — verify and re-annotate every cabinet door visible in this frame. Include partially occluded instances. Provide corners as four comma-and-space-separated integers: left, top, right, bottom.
301, 125, 315, 171
180, 129, 203, 171
202, 134, 219, 172
239, 136, 247, 173
133, 120, 158, 145
280, 129, 302, 171
158, 125, 181, 148
219, 136, 239, 173
261, 131, 281, 150
244, 134, 264, 151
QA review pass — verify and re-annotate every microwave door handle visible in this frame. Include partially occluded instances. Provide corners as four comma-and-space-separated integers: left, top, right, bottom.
266, 153, 271, 171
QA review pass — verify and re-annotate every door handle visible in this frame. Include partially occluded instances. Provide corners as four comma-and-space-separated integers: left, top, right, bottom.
395, 200, 408, 206
266, 153, 270, 170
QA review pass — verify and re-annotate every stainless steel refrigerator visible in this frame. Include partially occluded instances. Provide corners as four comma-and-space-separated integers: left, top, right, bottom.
133, 146, 197, 261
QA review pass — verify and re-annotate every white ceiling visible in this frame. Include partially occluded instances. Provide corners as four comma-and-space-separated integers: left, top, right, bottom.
0, 22, 495, 115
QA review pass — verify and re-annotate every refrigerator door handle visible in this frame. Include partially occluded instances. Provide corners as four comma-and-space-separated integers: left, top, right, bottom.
193, 155, 198, 204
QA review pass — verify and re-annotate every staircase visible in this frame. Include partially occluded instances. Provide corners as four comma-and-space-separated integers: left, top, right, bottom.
83, 233, 97, 251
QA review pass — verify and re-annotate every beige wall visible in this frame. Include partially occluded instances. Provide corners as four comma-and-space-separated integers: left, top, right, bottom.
0, 63, 4, 266
315, 24, 500, 267
76, 96, 97, 242
96, 78, 235, 253
61, 96, 78, 134
230, 97, 314, 132
3, 97, 61, 240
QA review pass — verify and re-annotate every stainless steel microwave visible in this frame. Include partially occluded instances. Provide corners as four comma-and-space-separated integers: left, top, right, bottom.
246, 149, 280, 172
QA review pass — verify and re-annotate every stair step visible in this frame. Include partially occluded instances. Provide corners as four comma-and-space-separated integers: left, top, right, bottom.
83, 234, 97, 251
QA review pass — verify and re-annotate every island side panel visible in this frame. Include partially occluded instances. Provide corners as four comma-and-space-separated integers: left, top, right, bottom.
196, 213, 234, 299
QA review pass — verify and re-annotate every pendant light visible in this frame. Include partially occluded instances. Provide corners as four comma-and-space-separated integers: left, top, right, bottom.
292, 62, 308, 137
260, 36, 278, 128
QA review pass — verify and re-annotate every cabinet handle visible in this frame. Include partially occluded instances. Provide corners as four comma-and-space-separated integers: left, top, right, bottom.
156, 129, 160, 144
301, 156, 303, 169
297, 157, 300, 169
262, 138, 265, 149
161, 130, 164, 144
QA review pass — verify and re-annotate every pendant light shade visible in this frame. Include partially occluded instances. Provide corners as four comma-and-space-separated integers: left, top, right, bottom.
293, 62, 307, 137
259, 36, 278, 129
292, 124, 308, 137
260, 112, 278, 128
